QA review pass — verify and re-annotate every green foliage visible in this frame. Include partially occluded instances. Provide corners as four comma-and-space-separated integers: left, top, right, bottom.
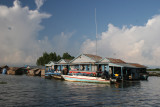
36, 52, 74, 66
57, 55, 61, 61
62, 52, 75, 60
147, 68, 160, 71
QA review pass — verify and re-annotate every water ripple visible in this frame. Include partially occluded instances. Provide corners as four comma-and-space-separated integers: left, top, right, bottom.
0, 75, 159, 106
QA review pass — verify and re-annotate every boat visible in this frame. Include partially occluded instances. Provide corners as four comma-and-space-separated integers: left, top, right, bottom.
45, 72, 54, 79
45, 71, 63, 79
61, 75, 111, 84
140, 73, 149, 80
52, 75, 63, 79
52, 72, 63, 80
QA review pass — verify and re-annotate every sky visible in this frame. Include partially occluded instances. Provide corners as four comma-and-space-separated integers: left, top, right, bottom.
1, 0, 160, 67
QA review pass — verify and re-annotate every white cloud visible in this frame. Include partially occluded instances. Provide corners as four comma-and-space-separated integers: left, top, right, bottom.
52, 31, 79, 56
81, 15, 160, 66
35, 0, 45, 10
0, 0, 51, 66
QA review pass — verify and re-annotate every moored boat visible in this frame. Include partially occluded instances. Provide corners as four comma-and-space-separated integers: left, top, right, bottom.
45, 72, 54, 79
45, 71, 62, 79
140, 73, 149, 80
52, 72, 63, 80
61, 75, 111, 84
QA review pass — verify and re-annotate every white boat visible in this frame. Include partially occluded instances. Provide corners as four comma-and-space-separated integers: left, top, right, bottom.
61, 75, 111, 84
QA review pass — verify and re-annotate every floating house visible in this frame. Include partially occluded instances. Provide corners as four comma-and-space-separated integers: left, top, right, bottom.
45, 53, 148, 81
68, 54, 102, 75
45, 61, 56, 72
98, 57, 147, 80
45, 61, 56, 77
56, 59, 71, 72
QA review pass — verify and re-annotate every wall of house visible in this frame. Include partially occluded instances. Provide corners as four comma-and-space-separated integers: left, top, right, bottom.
57, 65, 68, 71
98, 64, 109, 72
72, 55, 95, 63
59, 60, 66, 64
101, 58, 110, 63
130, 69, 140, 79
92, 65, 97, 71
69, 64, 97, 72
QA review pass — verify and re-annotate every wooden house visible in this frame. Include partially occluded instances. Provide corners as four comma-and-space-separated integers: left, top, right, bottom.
98, 57, 147, 80
45, 61, 56, 73
55, 59, 71, 71
69, 54, 102, 72
45, 53, 147, 80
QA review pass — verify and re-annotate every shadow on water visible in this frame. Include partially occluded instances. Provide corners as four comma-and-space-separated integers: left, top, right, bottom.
110, 80, 141, 88
59, 79, 141, 90
0, 81, 7, 84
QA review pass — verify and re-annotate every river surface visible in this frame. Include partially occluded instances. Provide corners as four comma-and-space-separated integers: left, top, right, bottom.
0, 74, 160, 107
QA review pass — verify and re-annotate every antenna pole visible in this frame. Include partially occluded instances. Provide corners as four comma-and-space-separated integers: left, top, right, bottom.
95, 8, 97, 55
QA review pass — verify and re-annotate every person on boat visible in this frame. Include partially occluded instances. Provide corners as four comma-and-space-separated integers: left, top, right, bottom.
63, 68, 68, 75
101, 70, 109, 80
109, 68, 112, 78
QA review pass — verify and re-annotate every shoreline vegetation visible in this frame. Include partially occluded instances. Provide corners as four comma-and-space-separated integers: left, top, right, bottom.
36, 52, 74, 66
147, 68, 160, 71
147, 68, 160, 76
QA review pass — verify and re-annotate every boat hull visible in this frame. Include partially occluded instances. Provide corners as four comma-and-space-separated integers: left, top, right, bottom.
61, 75, 110, 84
45, 72, 62, 79
52, 75, 63, 80
140, 74, 148, 80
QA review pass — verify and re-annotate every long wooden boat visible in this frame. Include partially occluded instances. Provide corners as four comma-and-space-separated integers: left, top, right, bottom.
45, 72, 62, 79
61, 75, 111, 84
52, 74, 63, 80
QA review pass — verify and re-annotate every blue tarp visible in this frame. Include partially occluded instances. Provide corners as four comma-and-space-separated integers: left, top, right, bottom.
2, 68, 7, 74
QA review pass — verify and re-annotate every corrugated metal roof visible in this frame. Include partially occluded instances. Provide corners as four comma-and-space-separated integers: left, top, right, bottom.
56, 59, 71, 64
63, 59, 71, 63
128, 63, 147, 68
84, 54, 102, 62
106, 58, 126, 63
111, 63, 147, 68
112, 63, 135, 68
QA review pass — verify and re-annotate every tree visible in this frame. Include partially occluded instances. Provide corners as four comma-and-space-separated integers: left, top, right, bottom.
36, 56, 43, 66
49, 52, 57, 61
56, 55, 61, 61
42, 52, 50, 65
36, 52, 74, 66
62, 52, 74, 60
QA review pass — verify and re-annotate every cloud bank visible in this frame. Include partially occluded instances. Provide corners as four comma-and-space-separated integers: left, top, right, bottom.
0, 0, 51, 66
81, 15, 160, 66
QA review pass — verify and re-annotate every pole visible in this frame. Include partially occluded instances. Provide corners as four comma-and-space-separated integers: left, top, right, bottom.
95, 8, 98, 56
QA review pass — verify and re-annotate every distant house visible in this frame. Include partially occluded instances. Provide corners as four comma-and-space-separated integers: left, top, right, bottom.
45, 61, 56, 67
45, 61, 56, 72
55, 59, 71, 71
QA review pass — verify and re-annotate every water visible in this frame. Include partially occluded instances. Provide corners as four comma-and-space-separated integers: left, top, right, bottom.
0, 75, 160, 107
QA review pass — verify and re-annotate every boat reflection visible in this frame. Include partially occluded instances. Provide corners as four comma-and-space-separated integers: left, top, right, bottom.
111, 80, 141, 88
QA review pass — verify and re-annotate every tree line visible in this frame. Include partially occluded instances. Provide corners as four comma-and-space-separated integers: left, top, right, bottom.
36, 52, 75, 66
147, 68, 160, 71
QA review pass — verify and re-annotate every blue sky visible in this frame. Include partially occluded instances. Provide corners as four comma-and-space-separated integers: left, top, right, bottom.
3, 0, 158, 41
41, 0, 160, 39
1, 0, 160, 67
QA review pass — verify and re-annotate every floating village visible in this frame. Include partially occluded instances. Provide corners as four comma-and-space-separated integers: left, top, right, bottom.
0, 53, 150, 84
